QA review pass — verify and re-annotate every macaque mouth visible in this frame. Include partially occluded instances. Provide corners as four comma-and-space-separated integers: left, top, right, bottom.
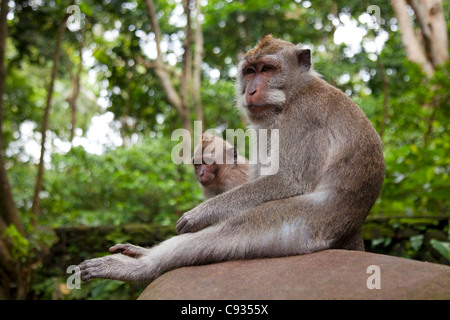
200, 178, 215, 186
248, 104, 274, 113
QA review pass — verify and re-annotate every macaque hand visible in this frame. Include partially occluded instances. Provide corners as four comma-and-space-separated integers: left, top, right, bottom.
176, 204, 214, 234
78, 254, 148, 282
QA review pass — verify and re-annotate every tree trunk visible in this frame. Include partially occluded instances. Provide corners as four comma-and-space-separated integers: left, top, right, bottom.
0, 0, 30, 299
391, 0, 434, 75
143, 0, 196, 135
31, 10, 70, 219
180, 0, 193, 133
408, 0, 448, 67
0, 0, 22, 234
192, 0, 204, 126
67, 67, 81, 143
67, 38, 83, 143
0, 0, 6, 143
391, 0, 448, 76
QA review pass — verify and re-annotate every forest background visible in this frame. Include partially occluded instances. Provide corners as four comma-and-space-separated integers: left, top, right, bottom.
0, 0, 448, 299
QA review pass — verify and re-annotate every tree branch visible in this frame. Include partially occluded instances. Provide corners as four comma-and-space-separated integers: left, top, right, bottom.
31, 6, 72, 218
376, 56, 389, 139
143, 0, 183, 113
180, 0, 192, 109
143, 0, 193, 133
67, 36, 84, 143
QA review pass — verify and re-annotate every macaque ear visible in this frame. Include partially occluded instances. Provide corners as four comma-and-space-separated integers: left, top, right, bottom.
296, 49, 311, 71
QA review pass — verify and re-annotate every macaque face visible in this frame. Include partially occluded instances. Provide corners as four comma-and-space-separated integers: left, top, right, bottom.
242, 58, 282, 114
193, 156, 219, 187
192, 145, 237, 188
240, 57, 286, 120
236, 35, 312, 124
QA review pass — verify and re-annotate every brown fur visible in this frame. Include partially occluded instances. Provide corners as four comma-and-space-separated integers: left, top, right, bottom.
244, 34, 295, 59
193, 133, 249, 199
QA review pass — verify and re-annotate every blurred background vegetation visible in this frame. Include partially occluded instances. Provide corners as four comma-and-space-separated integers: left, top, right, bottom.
0, 0, 448, 299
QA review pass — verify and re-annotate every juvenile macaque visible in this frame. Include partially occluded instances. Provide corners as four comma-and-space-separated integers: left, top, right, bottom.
79, 35, 385, 282
193, 133, 249, 199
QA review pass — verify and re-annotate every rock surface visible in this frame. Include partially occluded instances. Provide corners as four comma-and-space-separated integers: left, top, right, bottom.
138, 249, 450, 300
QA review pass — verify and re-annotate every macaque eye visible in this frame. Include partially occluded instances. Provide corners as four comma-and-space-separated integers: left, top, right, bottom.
261, 65, 273, 72
244, 67, 255, 75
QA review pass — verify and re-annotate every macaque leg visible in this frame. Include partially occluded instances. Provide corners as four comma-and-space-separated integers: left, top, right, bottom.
78, 253, 150, 282
80, 192, 361, 283
153, 190, 366, 270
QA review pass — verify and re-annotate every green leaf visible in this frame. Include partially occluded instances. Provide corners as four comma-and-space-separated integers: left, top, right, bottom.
78, 2, 93, 16
410, 234, 424, 252
430, 239, 450, 261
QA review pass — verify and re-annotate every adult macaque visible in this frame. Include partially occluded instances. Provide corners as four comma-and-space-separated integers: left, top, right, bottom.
193, 133, 249, 199
79, 35, 385, 282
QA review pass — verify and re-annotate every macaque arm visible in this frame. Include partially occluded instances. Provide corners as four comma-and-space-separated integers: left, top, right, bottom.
176, 172, 305, 234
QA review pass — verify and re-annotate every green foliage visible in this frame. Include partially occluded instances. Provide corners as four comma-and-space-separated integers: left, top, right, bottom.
364, 217, 449, 264
3, 224, 30, 261
31, 274, 145, 300
202, 79, 242, 130
430, 229, 450, 261
372, 61, 450, 217
37, 136, 203, 228
430, 239, 450, 261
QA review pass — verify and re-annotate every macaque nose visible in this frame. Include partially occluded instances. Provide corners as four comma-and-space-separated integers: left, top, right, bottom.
249, 88, 257, 96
